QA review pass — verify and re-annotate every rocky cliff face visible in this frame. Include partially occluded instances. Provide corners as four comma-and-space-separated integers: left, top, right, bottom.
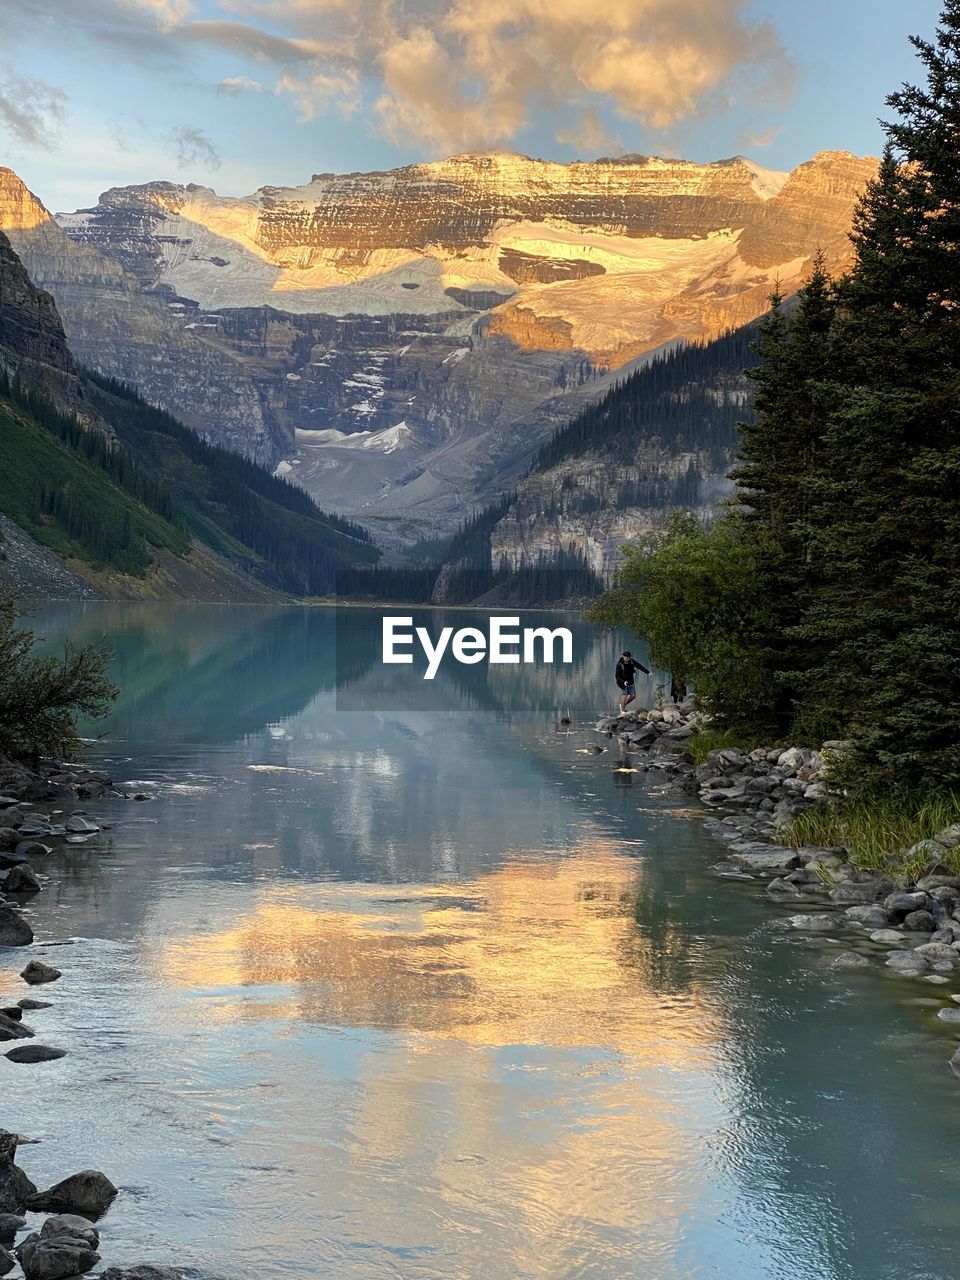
0, 169, 272, 463
0, 228, 100, 429
41, 150, 875, 539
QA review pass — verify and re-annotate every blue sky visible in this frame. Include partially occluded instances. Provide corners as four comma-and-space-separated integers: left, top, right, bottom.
0, 0, 944, 212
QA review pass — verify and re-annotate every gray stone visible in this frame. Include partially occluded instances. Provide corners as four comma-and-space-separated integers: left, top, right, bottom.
0, 830, 19, 851
64, 817, 98, 834
917, 874, 960, 891
830, 951, 871, 969
3, 865, 41, 894
870, 929, 906, 945
845, 905, 889, 928
40, 1216, 99, 1248
936, 1007, 960, 1022
19, 962, 60, 986
0, 1245, 13, 1277
903, 910, 937, 933
17, 999, 52, 1010
731, 846, 800, 873
766, 877, 803, 896
915, 942, 958, 963
0, 1213, 24, 1242
886, 950, 929, 974
98, 1270, 186, 1280
908, 838, 953, 865
15, 1233, 99, 1280
0, 1132, 36, 1214
0, 1011, 33, 1041
829, 881, 880, 905
26, 1171, 117, 1217
5, 1046, 65, 1063
0, 904, 33, 947
884, 890, 930, 919
788, 914, 837, 931
935, 824, 960, 849
13, 844, 51, 860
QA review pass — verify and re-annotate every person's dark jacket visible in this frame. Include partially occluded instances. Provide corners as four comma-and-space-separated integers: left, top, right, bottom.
616, 657, 649, 689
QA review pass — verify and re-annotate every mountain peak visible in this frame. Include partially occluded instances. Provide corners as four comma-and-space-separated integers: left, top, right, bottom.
0, 168, 51, 232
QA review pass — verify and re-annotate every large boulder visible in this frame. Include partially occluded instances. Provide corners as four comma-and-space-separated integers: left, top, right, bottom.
0, 1245, 13, 1276
0, 904, 33, 946
16, 1233, 99, 1280
0, 1132, 37, 1214
26, 1170, 117, 1217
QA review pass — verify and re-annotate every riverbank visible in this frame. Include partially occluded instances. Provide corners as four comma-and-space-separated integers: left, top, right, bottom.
596, 703, 960, 1072
1, 754, 182, 1279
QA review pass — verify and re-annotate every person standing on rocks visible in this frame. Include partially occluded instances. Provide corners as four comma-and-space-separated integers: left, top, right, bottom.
616, 651, 649, 713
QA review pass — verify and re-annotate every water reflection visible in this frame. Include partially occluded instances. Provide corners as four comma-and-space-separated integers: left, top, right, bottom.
2, 604, 959, 1280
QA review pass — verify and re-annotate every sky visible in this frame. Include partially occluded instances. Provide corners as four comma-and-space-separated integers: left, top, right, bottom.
0, 0, 945, 212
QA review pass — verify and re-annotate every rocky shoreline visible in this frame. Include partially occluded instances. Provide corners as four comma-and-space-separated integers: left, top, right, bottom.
1, 755, 183, 1280
596, 702, 960, 1072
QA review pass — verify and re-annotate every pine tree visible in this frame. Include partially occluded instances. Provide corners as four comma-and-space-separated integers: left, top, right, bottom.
796, 4, 960, 787
728, 260, 837, 731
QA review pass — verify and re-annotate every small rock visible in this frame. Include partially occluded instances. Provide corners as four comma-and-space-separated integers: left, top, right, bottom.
870, 929, 906, 945
0, 1245, 13, 1277
13, 844, 51, 860
767, 877, 802, 896
0, 830, 19, 852
3, 865, 41, 894
936, 1007, 960, 1022
886, 950, 929, 974
788, 914, 837, 931
19, 962, 60, 986
99, 1270, 185, 1280
846, 905, 889, 928
830, 951, 871, 968
884, 890, 930, 918
26, 1171, 117, 1217
903, 910, 937, 932
17, 999, 52, 1011
829, 881, 880, 905
916, 942, 958, 963
4, 1046, 66, 1063
64, 817, 98, 835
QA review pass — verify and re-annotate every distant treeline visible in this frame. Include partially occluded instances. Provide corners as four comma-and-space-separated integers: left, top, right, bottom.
533, 327, 758, 472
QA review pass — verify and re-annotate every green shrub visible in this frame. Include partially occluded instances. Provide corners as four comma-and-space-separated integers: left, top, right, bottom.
0, 597, 117, 759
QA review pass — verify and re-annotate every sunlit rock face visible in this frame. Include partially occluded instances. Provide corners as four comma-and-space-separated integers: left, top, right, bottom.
0, 168, 272, 463
37, 151, 876, 537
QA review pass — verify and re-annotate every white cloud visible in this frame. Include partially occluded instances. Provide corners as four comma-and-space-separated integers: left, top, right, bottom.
0, 64, 67, 149
216, 0, 795, 154
217, 74, 266, 95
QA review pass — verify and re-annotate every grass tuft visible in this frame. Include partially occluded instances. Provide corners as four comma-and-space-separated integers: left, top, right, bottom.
784, 792, 960, 879
687, 727, 759, 767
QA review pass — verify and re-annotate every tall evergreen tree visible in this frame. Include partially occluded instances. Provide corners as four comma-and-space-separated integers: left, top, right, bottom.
729, 260, 837, 731
796, 4, 960, 786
